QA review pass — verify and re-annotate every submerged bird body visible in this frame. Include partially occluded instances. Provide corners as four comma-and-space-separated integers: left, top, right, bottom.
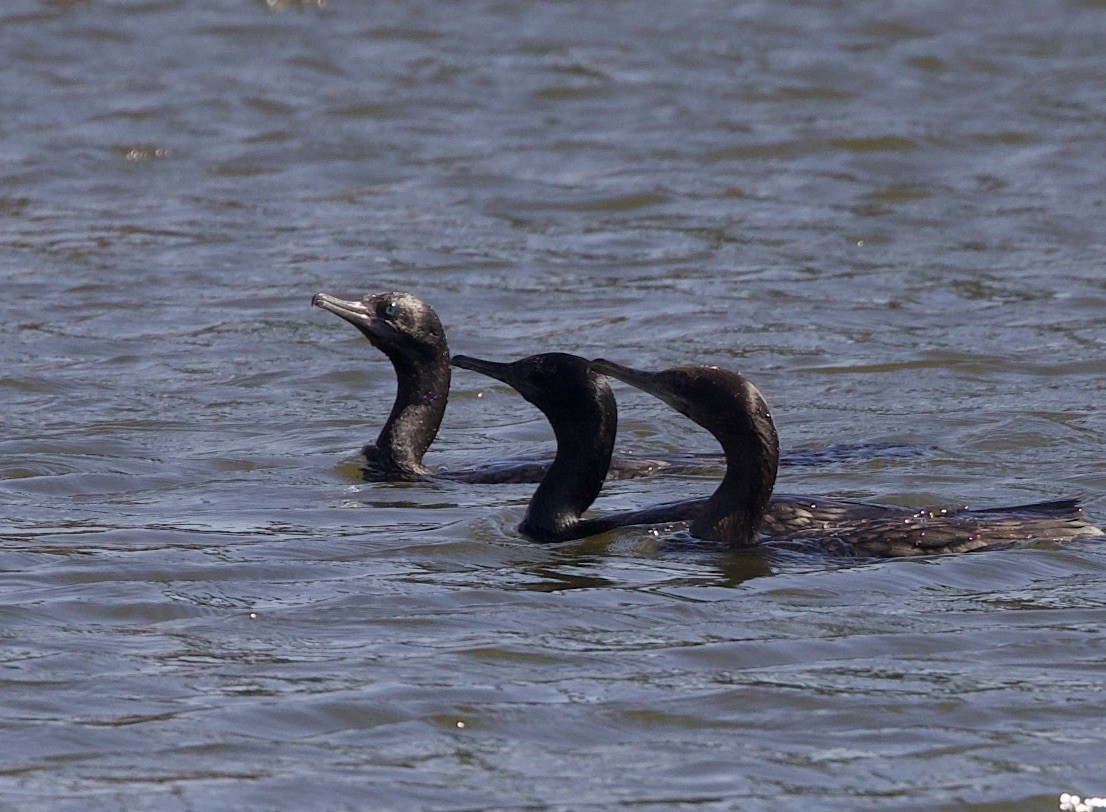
591, 359, 1103, 556
772, 499, 1101, 557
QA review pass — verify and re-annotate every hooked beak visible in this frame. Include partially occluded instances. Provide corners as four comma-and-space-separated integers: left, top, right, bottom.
312, 293, 393, 344
451, 354, 514, 385
452, 354, 541, 401
590, 358, 688, 413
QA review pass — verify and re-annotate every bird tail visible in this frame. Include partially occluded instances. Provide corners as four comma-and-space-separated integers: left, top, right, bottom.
971, 498, 1084, 518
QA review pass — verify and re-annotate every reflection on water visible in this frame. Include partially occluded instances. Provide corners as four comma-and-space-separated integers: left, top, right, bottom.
3, 0, 1106, 808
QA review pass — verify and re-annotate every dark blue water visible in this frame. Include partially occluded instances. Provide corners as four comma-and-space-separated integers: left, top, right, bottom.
3, 1, 1106, 808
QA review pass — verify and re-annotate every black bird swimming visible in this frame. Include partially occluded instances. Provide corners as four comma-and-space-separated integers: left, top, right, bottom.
451, 352, 702, 541
313, 290, 914, 483
592, 359, 1104, 556
313, 291, 451, 481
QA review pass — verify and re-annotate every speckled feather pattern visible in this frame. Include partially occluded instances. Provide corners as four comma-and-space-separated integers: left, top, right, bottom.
762, 495, 1103, 556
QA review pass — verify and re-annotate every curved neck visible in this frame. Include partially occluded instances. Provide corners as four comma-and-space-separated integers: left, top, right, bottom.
690, 423, 778, 547
519, 388, 617, 542
367, 345, 450, 478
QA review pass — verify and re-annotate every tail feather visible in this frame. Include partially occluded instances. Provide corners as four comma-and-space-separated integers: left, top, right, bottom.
970, 498, 1084, 518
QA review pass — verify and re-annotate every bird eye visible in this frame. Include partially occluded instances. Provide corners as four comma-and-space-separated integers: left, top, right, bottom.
383, 302, 397, 317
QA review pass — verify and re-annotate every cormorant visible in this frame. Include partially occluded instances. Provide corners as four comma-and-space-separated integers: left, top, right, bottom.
592, 359, 1104, 556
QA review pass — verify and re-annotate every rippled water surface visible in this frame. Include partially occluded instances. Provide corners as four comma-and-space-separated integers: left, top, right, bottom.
3, 1, 1106, 809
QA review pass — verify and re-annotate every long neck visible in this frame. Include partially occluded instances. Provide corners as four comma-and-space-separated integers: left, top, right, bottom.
690, 420, 779, 547
519, 390, 616, 542
368, 346, 450, 478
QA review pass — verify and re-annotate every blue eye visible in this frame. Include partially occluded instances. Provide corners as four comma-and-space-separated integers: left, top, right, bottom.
384, 303, 397, 317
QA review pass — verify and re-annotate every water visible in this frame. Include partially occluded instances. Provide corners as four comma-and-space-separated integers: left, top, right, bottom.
3, 0, 1106, 808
